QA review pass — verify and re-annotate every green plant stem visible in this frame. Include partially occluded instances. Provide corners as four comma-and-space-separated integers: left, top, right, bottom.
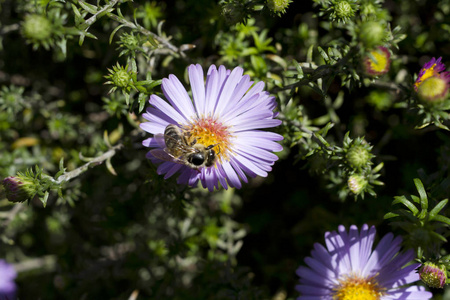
55, 144, 123, 184
106, 13, 186, 58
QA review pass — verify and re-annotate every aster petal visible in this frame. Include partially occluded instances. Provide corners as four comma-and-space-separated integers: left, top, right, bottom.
220, 75, 253, 116
149, 94, 187, 125
347, 224, 363, 272
228, 158, 248, 183
363, 234, 402, 275
358, 224, 376, 272
233, 119, 282, 132
204, 66, 221, 115
221, 160, 242, 189
143, 106, 177, 126
233, 143, 279, 162
162, 75, 196, 120
156, 161, 177, 176
380, 261, 420, 288
233, 151, 269, 177
188, 64, 206, 115
383, 286, 432, 299
164, 163, 183, 179
140, 122, 167, 136
214, 67, 244, 116
296, 283, 332, 296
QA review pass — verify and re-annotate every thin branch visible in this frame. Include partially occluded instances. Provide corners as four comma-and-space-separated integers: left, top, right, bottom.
55, 144, 123, 184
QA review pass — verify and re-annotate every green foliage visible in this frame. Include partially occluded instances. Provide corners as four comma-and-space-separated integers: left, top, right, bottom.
1, 0, 450, 298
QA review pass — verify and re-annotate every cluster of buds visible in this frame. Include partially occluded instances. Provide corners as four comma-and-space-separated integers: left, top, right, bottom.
342, 134, 383, 198
414, 57, 450, 105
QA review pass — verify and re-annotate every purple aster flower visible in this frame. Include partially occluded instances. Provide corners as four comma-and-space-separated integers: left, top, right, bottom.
296, 224, 433, 300
0, 260, 16, 300
363, 46, 391, 77
140, 64, 283, 191
414, 57, 448, 91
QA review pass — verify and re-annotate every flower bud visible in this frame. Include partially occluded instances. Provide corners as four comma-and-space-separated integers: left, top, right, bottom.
267, 0, 292, 14
346, 145, 371, 169
417, 74, 450, 104
359, 21, 385, 48
335, 1, 355, 20
419, 262, 447, 289
22, 14, 52, 42
222, 3, 247, 25
347, 174, 368, 195
2, 176, 36, 203
112, 68, 132, 88
363, 46, 391, 77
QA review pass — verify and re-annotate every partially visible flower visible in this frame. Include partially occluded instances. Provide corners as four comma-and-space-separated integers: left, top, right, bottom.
414, 57, 448, 91
419, 262, 447, 289
2, 176, 36, 203
363, 46, 391, 77
0, 260, 17, 300
417, 73, 450, 104
296, 224, 433, 300
140, 64, 283, 191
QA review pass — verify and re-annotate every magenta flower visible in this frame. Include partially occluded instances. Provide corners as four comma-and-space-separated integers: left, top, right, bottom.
0, 260, 16, 300
296, 224, 432, 300
140, 64, 283, 191
414, 57, 448, 91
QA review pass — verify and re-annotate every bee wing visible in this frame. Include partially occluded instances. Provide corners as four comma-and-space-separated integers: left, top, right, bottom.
153, 133, 167, 148
150, 148, 180, 164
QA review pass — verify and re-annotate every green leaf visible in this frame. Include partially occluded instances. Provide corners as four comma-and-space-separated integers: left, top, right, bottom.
109, 24, 126, 44
384, 212, 400, 219
433, 215, 450, 227
78, 1, 98, 14
40, 191, 49, 208
414, 178, 428, 210
317, 46, 329, 63
138, 93, 147, 113
392, 196, 419, 215
429, 199, 448, 220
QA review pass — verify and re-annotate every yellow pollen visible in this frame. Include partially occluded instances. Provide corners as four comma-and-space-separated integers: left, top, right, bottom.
183, 117, 233, 162
368, 50, 388, 73
415, 63, 438, 90
333, 275, 384, 300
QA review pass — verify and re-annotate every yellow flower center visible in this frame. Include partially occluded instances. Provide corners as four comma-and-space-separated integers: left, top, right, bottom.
183, 117, 233, 162
415, 63, 439, 90
368, 49, 388, 73
333, 275, 385, 300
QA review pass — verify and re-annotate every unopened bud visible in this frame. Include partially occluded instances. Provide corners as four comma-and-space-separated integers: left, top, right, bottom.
359, 21, 385, 48
267, 0, 292, 14
22, 14, 52, 42
419, 262, 447, 289
346, 145, 371, 169
2, 176, 36, 203
347, 174, 368, 195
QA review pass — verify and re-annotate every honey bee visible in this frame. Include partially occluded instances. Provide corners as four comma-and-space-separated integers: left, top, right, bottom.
150, 124, 218, 170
